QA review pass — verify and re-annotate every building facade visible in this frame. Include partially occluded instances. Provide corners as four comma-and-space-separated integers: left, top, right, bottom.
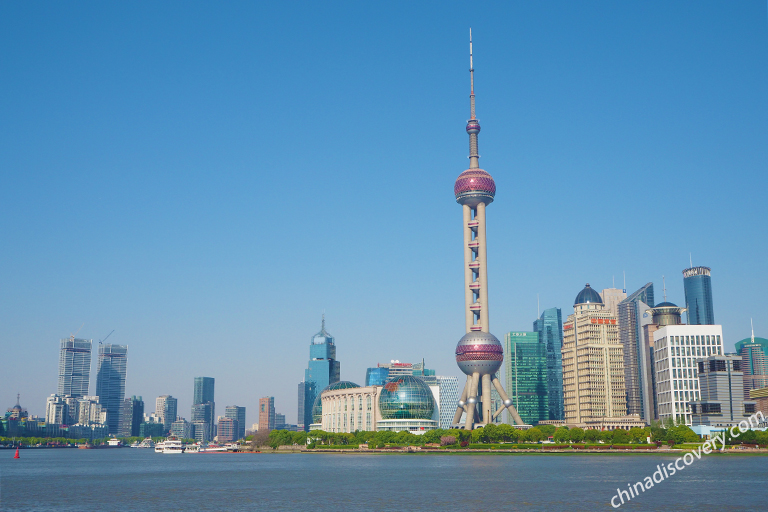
562, 284, 627, 424
95, 343, 128, 435
192, 377, 215, 430
735, 334, 768, 400
365, 367, 390, 386
617, 283, 654, 419
299, 316, 340, 431
217, 417, 238, 443
435, 376, 460, 429
259, 396, 275, 432
600, 287, 627, 320
533, 307, 564, 421
191, 402, 213, 442
503, 331, 548, 425
155, 395, 177, 433
58, 337, 92, 398
170, 419, 193, 439
683, 266, 715, 325
690, 354, 757, 427
653, 324, 723, 425
119, 396, 144, 437
224, 406, 246, 440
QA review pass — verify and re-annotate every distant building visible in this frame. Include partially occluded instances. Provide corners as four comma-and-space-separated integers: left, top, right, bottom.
690, 354, 757, 427
5, 395, 28, 420
119, 396, 144, 437
503, 331, 548, 425
299, 316, 340, 431
95, 343, 128, 435
155, 395, 177, 433
600, 287, 627, 320
274, 413, 285, 430
562, 284, 628, 424
735, 332, 768, 400
217, 417, 238, 443
193, 377, 215, 429
170, 419, 193, 440
683, 266, 715, 325
259, 397, 275, 432
365, 367, 390, 386
435, 376, 459, 430
224, 406, 246, 440
193, 422, 211, 442
654, 324, 723, 425
191, 403, 213, 442
77, 396, 106, 425
749, 386, 768, 417
45, 395, 67, 425
139, 421, 166, 438
617, 283, 655, 420
297, 381, 309, 432
58, 337, 92, 399
533, 307, 564, 421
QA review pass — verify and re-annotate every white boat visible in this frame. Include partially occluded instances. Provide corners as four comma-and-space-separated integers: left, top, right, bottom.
134, 437, 155, 449
184, 443, 200, 453
154, 441, 165, 453
162, 438, 184, 454
199, 444, 227, 452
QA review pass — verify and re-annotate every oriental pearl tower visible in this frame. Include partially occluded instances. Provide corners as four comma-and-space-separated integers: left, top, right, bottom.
451, 30, 525, 429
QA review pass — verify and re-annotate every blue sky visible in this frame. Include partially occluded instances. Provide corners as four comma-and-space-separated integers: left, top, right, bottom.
2, 1, 767, 426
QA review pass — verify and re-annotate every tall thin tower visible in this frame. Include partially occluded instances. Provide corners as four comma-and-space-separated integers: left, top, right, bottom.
451, 30, 525, 429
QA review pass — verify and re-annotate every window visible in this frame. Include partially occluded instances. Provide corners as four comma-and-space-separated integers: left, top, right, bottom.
701, 403, 721, 414
745, 404, 756, 414
733, 360, 741, 372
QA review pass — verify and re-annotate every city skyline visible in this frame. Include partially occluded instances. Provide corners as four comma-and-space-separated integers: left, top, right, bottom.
2, 2, 768, 427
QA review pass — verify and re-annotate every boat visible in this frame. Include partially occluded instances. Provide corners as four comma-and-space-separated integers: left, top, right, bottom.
154, 441, 165, 453
199, 444, 227, 453
162, 438, 184, 454
133, 437, 155, 449
184, 443, 200, 453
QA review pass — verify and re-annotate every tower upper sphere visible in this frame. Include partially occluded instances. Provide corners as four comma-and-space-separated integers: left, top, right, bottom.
455, 168, 495, 207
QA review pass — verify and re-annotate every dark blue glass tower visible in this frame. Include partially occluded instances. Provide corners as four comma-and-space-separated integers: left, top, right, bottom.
533, 307, 564, 421
299, 316, 340, 430
683, 266, 715, 325
365, 367, 390, 386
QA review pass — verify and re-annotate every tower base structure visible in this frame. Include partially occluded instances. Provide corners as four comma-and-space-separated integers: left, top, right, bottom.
451, 373, 529, 429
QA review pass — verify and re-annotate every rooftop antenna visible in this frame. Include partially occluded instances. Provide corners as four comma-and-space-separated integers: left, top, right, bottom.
752, 318, 755, 344
322, 311, 326, 331
623, 271, 626, 293
662, 276, 667, 302
469, 28, 475, 119
690, 253, 693, 268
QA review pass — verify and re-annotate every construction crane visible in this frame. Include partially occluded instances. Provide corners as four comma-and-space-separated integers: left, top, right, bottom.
99, 330, 115, 345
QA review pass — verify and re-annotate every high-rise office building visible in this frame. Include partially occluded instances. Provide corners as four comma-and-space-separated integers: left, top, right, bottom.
217, 417, 238, 443
503, 332, 548, 425
58, 337, 92, 398
600, 287, 627, 319
77, 396, 105, 425
95, 343, 128, 435
435, 376, 460, 430
45, 394, 67, 425
690, 354, 757, 427
562, 284, 627, 423
448, 31, 525, 430
274, 413, 286, 430
297, 381, 309, 432
653, 324, 723, 425
617, 283, 655, 419
735, 328, 768, 400
365, 367, 390, 386
191, 402, 213, 442
192, 377, 215, 430
259, 397, 275, 432
119, 396, 144, 437
533, 307, 564, 421
683, 266, 715, 325
299, 316, 340, 431
155, 395, 177, 433
224, 405, 246, 440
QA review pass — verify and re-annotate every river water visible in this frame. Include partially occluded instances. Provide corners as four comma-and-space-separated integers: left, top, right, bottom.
0, 449, 766, 511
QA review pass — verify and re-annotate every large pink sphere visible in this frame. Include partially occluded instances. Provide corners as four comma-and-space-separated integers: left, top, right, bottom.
454, 169, 495, 207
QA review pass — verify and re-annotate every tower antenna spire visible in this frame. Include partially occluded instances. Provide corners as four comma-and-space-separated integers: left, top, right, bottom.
751, 318, 755, 344
469, 28, 475, 118
662, 275, 667, 302
466, 28, 481, 169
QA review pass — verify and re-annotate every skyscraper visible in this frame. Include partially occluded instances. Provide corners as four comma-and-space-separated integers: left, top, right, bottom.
562, 284, 627, 423
503, 332, 548, 425
119, 396, 144, 437
155, 395, 177, 433
224, 405, 246, 440
191, 403, 213, 441
193, 377, 215, 430
617, 283, 655, 419
533, 307, 564, 421
58, 337, 92, 398
683, 266, 715, 325
259, 396, 275, 432
365, 367, 390, 386
95, 343, 128, 435
735, 326, 768, 400
600, 287, 627, 319
299, 316, 340, 431
449, 31, 524, 430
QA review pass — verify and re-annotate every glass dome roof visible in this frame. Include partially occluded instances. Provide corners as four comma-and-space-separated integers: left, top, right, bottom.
378, 375, 435, 420
311, 381, 360, 424
574, 283, 603, 306
655, 301, 679, 308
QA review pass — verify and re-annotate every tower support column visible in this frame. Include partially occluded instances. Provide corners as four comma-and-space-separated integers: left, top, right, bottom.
477, 202, 489, 333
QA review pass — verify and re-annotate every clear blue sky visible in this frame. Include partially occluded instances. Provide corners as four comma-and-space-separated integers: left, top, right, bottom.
2, 1, 767, 427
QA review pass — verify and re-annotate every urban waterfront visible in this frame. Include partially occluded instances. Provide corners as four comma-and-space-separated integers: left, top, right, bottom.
1, 450, 766, 511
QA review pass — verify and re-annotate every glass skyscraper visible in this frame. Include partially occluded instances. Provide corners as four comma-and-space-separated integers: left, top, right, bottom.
365, 367, 390, 386
193, 377, 215, 431
503, 331, 548, 425
683, 266, 715, 325
224, 405, 246, 440
617, 283, 655, 419
58, 337, 92, 398
735, 335, 768, 400
533, 308, 563, 421
95, 343, 128, 435
299, 316, 340, 431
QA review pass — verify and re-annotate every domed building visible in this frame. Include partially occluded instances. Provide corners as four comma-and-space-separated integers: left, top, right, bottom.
310, 381, 360, 427
377, 375, 437, 432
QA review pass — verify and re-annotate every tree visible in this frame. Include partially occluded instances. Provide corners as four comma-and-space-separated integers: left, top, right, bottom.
250, 430, 271, 450
612, 429, 629, 444
628, 427, 646, 444
583, 429, 600, 443
553, 427, 569, 443
483, 423, 500, 443
537, 424, 556, 437
568, 428, 585, 443
496, 424, 515, 442
599, 430, 613, 443
526, 427, 544, 443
